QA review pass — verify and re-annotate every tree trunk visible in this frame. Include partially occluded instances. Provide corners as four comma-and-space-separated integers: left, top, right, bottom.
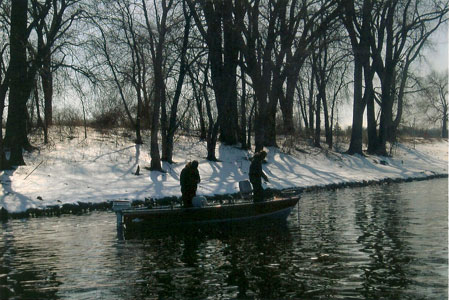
135, 98, 143, 145
0, 68, 10, 170
347, 56, 365, 155
254, 84, 267, 153
264, 107, 277, 147
149, 34, 165, 170
314, 94, 321, 148
207, 122, 219, 161
365, 66, 378, 154
265, 73, 281, 146
197, 96, 207, 140
378, 99, 393, 156
377, 65, 395, 156
279, 89, 295, 135
265, 51, 286, 146
442, 112, 448, 138
150, 58, 164, 171
220, 0, 239, 145
313, 48, 328, 148
34, 85, 44, 128
41, 51, 53, 127
247, 101, 256, 149
322, 91, 331, 148
203, 77, 219, 161
5, 0, 29, 166
393, 60, 413, 136
80, 97, 87, 139
239, 65, 248, 149
0, 123, 9, 170
307, 74, 315, 136
297, 82, 309, 130
150, 108, 162, 171
191, 72, 206, 140
34, 84, 48, 144
164, 132, 175, 164
366, 88, 377, 154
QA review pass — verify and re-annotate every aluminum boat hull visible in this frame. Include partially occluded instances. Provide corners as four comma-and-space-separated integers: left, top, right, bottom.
121, 196, 299, 231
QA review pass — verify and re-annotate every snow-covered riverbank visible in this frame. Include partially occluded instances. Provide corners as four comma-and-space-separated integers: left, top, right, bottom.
1, 128, 447, 214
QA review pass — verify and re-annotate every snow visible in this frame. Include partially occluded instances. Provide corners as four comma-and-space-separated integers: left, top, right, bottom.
1, 128, 447, 213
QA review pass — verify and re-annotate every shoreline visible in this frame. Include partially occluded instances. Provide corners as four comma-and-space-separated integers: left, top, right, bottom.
1, 172, 446, 221
1, 129, 447, 219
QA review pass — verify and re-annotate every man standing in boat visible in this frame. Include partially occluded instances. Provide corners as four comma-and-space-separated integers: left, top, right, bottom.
180, 160, 201, 208
249, 151, 269, 202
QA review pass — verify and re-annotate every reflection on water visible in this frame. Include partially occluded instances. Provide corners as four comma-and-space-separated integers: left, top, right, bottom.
0, 179, 447, 299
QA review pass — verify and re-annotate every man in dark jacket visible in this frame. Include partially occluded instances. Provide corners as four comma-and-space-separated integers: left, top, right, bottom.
249, 151, 269, 202
180, 160, 201, 208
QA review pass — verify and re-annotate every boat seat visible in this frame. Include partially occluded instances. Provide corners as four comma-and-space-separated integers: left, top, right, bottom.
239, 180, 253, 200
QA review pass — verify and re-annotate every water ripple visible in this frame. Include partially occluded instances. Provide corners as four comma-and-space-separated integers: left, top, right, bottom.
0, 179, 447, 299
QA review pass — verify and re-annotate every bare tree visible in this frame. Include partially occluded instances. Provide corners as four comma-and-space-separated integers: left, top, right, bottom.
341, 0, 373, 155
370, 0, 448, 154
91, 13, 143, 142
233, 0, 340, 151
31, 0, 84, 143
5, 0, 83, 165
236, 0, 285, 152
160, 0, 192, 163
186, 0, 240, 146
277, 0, 341, 141
417, 70, 448, 138
188, 59, 220, 161
141, 0, 176, 171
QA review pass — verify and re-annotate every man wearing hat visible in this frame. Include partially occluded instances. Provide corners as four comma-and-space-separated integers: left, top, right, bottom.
249, 151, 269, 202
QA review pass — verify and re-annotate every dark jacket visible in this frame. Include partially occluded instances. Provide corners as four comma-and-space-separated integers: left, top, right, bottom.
249, 154, 268, 183
180, 162, 201, 192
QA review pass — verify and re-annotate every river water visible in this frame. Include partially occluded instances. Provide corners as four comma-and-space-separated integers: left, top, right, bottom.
0, 178, 447, 299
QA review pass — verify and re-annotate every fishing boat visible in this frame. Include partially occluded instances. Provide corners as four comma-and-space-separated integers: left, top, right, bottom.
112, 181, 300, 233
113, 196, 298, 230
